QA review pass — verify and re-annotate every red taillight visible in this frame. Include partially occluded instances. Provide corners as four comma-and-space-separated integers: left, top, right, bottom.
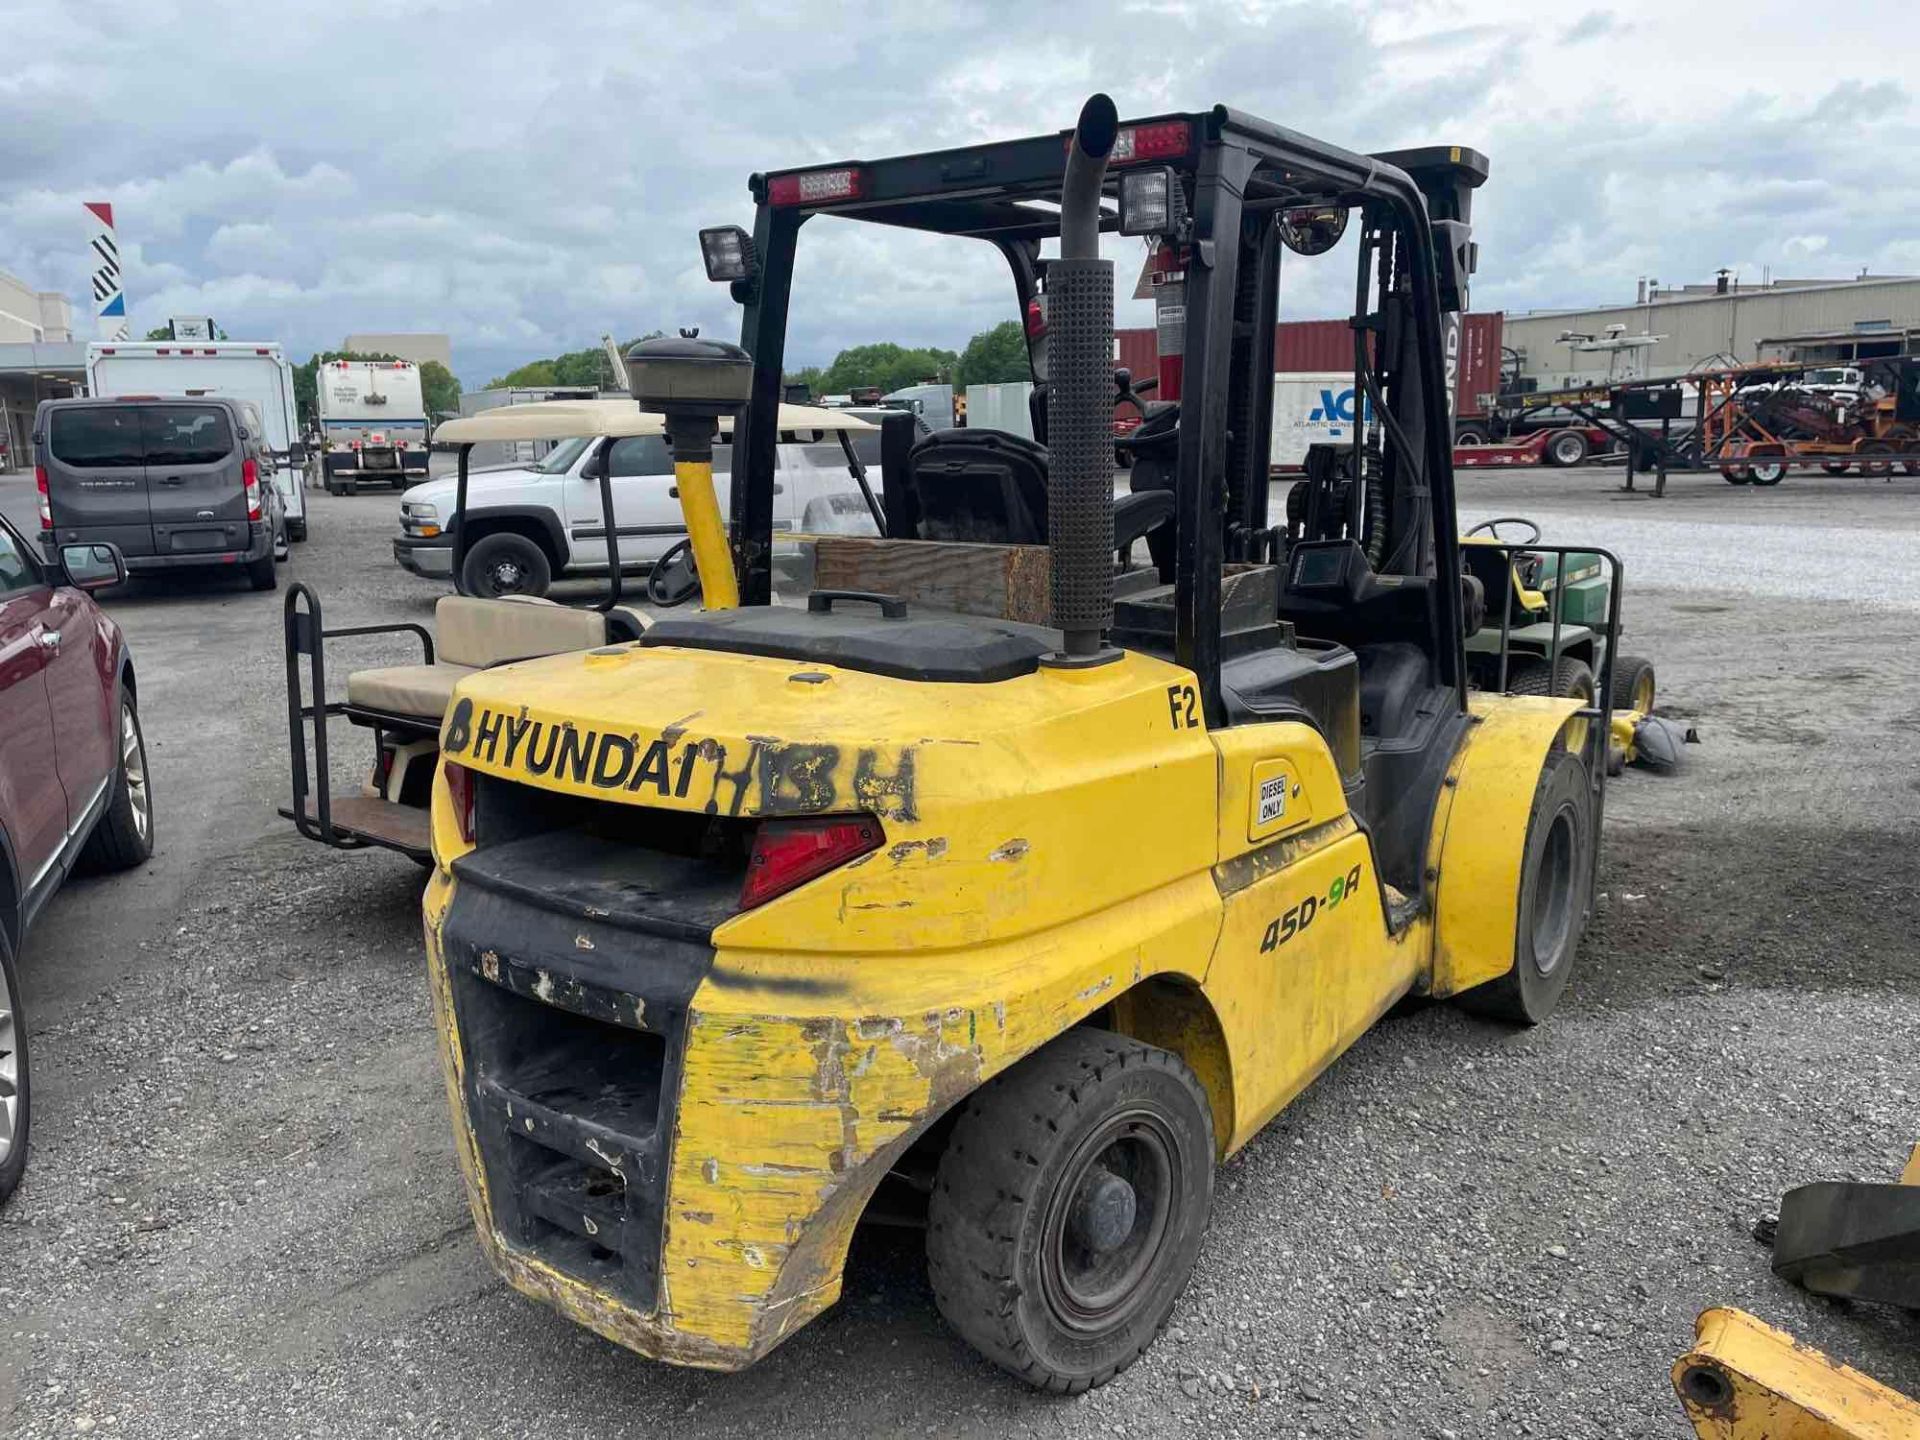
1111, 121, 1192, 164
767, 166, 864, 207
444, 762, 476, 845
35, 465, 51, 530
740, 817, 882, 909
242, 456, 262, 521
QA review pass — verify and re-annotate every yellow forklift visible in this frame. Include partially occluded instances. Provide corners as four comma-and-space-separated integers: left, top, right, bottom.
421, 97, 1620, 1389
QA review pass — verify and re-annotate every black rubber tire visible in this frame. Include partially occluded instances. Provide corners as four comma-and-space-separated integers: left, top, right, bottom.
1609, 654, 1656, 715
1858, 443, 1894, 478
1821, 461, 1852, 476
461, 532, 552, 599
1749, 460, 1787, 486
323, 476, 341, 496
927, 1029, 1215, 1393
288, 519, 307, 543
1454, 426, 1489, 447
0, 933, 28, 1207
1505, 655, 1593, 702
1546, 429, 1589, 467
1720, 464, 1752, 485
1457, 749, 1593, 1025
79, 693, 155, 873
247, 553, 278, 591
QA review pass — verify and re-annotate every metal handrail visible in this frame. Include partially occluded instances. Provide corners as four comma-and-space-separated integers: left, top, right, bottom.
283, 582, 435, 848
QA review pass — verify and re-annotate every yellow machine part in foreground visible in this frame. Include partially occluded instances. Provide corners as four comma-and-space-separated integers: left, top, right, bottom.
1675, 1308, 1920, 1438
422, 640, 1580, 1368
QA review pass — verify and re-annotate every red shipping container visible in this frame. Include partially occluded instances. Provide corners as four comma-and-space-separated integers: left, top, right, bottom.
1113, 312, 1504, 420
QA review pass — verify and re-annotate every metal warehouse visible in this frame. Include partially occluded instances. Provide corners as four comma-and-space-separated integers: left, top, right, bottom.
1503, 274, 1920, 390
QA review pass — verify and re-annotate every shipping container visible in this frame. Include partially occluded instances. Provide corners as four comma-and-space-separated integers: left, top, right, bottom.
1115, 312, 1504, 424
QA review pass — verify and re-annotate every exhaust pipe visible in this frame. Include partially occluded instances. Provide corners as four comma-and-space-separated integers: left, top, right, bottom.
1047, 93, 1119, 662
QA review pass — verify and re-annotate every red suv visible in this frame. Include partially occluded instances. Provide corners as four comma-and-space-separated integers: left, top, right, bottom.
0, 517, 153, 1204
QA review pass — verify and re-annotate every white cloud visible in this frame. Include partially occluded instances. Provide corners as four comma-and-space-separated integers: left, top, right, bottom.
0, 0, 1912, 385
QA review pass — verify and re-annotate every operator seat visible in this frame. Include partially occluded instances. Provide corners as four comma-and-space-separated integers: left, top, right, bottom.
889, 428, 1175, 557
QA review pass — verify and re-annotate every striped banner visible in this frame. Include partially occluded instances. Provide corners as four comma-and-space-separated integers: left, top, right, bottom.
85, 201, 128, 341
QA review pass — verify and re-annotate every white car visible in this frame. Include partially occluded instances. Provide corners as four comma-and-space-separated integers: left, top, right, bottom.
394, 404, 917, 598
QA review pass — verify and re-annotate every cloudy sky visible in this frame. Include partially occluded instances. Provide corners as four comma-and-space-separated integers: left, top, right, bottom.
2, 0, 1913, 386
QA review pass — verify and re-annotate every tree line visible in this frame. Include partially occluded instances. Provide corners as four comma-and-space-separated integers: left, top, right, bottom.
782, 320, 1029, 396
470, 319, 1032, 405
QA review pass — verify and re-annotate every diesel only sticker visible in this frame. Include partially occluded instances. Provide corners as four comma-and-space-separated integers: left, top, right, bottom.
1256, 774, 1288, 826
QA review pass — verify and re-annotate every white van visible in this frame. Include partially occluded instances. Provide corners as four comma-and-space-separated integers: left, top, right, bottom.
393, 401, 901, 598
86, 341, 308, 540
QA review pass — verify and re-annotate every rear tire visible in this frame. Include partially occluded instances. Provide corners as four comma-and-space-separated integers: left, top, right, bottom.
1457, 749, 1593, 1025
288, 519, 307, 543
1609, 654, 1656, 715
247, 553, 278, 591
927, 1029, 1215, 1393
79, 693, 155, 873
1720, 464, 1752, 485
1454, 426, 1489, 447
1547, 429, 1590, 467
0, 935, 28, 1206
461, 532, 552, 599
1748, 460, 1787, 486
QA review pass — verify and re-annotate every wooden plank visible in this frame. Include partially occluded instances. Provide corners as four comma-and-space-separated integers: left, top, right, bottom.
294, 795, 432, 857
811, 537, 1051, 624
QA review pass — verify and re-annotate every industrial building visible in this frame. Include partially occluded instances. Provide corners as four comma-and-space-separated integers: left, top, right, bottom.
1503, 274, 1920, 391
0, 267, 83, 470
341, 332, 453, 369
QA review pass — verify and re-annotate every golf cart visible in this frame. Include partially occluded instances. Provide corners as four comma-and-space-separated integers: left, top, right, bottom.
420, 97, 1623, 1390
280, 397, 878, 861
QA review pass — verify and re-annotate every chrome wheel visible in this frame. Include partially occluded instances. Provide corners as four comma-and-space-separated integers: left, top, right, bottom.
0, 959, 17, 1168
123, 704, 150, 845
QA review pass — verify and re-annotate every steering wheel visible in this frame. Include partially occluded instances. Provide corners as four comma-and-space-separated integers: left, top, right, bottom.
646, 538, 701, 607
1465, 517, 1541, 546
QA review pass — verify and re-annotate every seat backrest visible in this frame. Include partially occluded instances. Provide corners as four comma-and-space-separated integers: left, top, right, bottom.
435, 595, 608, 668
894, 428, 1050, 545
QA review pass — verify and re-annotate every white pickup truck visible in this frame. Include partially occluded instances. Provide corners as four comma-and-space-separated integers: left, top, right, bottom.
393, 406, 920, 598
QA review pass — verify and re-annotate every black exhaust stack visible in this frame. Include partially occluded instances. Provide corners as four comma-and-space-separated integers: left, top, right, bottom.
1046, 93, 1119, 664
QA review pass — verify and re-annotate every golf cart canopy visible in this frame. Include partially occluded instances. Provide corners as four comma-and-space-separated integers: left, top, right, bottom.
434, 399, 874, 445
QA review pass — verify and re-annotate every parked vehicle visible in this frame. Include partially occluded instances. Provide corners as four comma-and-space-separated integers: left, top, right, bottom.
87, 340, 308, 541
880, 382, 955, 427
961, 380, 1036, 438
35, 396, 286, 591
316, 359, 430, 494
0, 519, 152, 1203
392, 399, 885, 598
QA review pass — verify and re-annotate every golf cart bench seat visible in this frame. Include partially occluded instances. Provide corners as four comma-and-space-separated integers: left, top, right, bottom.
346, 596, 636, 722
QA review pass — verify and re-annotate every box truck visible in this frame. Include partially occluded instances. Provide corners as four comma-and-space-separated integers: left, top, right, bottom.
86, 340, 309, 540
316, 358, 429, 493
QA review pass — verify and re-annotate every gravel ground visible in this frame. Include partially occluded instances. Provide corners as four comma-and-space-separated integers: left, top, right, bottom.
1, 464, 1916, 1438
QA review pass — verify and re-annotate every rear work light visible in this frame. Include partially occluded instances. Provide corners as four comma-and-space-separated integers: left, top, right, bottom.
35, 465, 51, 530
740, 816, 882, 909
444, 762, 476, 845
767, 166, 864, 207
242, 457, 262, 521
